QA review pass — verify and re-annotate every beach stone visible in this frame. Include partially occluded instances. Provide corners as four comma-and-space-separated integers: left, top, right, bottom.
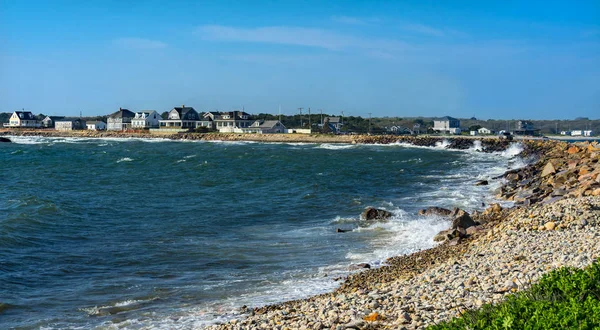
475, 180, 489, 186
451, 211, 475, 230
541, 162, 556, 177
349, 263, 371, 271
361, 207, 392, 221
544, 222, 556, 231
418, 207, 452, 217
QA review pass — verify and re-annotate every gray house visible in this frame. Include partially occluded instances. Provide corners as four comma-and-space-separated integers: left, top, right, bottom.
55, 118, 87, 131
244, 120, 286, 134
107, 108, 135, 131
41, 116, 65, 128
159, 105, 201, 130
433, 116, 461, 134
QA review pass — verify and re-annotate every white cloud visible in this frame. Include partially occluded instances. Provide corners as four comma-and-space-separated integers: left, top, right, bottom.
195, 25, 411, 55
331, 15, 379, 25
113, 38, 167, 50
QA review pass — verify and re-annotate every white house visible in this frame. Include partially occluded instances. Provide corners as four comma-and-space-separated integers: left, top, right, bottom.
478, 127, 493, 135
433, 116, 461, 134
3, 111, 40, 128
470, 131, 478, 136
560, 131, 570, 136
131, 110, 161, 129
571, 130, 582, 136
584, 130, 593, 137
86, 121, 107, 130
41, 116, 64, 128
159, 105, 202, 130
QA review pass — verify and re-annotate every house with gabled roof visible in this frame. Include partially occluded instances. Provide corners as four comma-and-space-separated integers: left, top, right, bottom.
243, 120, 286, 134
159, 105, 201, 130
209, 110, 254, 132
3, 110, 40, 128
41, 116, 65, 128
86, 121, 106, 131
131, 110, 161, 129
107, 108, 135, 131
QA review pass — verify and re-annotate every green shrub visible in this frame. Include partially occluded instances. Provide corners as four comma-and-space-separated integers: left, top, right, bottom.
428, 262, 600, 329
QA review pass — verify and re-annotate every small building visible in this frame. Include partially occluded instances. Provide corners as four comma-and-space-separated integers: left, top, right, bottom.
470, 130, 478, 136
86, 121, 107, 131
131, 110, 161, 129
159, 105, 201, 130
41, 116, 65, 128
560, 131, 570, 136
55, 118, 87, 131
513, 120, 540, 136
584, 130, 593, 137
477, 127, 493, 135
3, 110, 40, 128
107, 108, 135, 131
433, 116, 461, 134
244, 120, 286, 134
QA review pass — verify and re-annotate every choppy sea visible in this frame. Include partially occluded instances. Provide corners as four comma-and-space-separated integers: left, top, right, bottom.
0, 136, 525, 329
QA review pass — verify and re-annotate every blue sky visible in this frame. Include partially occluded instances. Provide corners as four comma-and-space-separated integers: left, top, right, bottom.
1, 1, 598, 119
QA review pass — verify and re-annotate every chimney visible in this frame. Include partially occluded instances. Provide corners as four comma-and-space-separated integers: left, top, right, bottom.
182, 104, 185, 108
119, 107, 122, 111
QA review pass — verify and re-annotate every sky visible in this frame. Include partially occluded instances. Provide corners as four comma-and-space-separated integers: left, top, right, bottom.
0, 1, 599, 119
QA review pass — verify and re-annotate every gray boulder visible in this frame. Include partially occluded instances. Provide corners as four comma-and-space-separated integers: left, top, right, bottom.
361, 207, 392, 221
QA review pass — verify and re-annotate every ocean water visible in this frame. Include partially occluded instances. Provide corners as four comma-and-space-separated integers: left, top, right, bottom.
0, 136, 524, 329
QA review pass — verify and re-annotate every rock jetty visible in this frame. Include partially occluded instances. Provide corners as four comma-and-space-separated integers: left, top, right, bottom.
206, 140, 600, 330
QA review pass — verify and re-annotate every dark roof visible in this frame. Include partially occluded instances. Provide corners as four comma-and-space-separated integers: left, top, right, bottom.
14, 111, 35, 120
214, 111, 252, 121
435, 116, 458, 121
109, 108, 135, 119
87, 121, 105, 125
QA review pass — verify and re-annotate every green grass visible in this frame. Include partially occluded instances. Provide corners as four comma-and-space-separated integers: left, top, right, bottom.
428, 262, 600, 330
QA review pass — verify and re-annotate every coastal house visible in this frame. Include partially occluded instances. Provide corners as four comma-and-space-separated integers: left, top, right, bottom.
560, 131, 570, 136
325, 117, 343, 133
209, 111, 254, 132
131, 110, 161, 129
55, 118, 86, 131
243, 120, 286, 134
388, 126, 411, 135
584, 130, 593, 137
41, 116, 65, 128
159, 105, 201, 130
477, 127, 493, 135
86, 121, 107, 131
3, 110, 40, 128
107, 108, 135, 131
513, 120, 540, 136
433, 116, 461, 134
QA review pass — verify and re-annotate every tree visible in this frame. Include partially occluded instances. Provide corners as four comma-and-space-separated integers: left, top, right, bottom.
468, 125, 482, 132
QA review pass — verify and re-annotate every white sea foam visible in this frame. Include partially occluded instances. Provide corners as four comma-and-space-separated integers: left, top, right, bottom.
116, 157, 133, 163
315, 143, 355, 150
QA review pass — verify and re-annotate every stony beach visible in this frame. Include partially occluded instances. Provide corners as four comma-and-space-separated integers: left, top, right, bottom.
200, 140, 600, 330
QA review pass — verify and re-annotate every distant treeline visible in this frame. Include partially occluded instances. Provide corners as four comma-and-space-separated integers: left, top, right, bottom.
0, 112, 597, 135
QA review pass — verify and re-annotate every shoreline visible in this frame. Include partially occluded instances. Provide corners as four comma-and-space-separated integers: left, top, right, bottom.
203, 140, 600, 329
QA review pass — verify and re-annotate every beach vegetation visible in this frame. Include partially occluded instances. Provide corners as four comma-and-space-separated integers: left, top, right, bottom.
429, 262, 600, 329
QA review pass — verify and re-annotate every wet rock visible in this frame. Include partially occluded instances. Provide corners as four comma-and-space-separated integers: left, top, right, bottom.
418, 207, 452, 217
361, 207, 392, 221
349, 263, 371, 270
475, 180, 489, 186
0, 137, 10, 143
337, 228, 351, 233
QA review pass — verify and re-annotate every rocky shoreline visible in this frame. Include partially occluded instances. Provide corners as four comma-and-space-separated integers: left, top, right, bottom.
202, 140, 600, 330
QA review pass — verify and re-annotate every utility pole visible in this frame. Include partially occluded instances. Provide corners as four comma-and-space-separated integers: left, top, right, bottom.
319, 109, 323, 126
368, 112, 372, 135
308, 107, 311, 132
298, 107, 304, 128
341, 111, 344, 133
279, 105, 282, 123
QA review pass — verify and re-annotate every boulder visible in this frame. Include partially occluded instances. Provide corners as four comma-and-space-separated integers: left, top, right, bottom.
0, 137, 10, 143
541, 162, 556, 177
451, 208, 476, 229
483, 203, 503, 215
361, 207, 392, 221
348, 263, 371, 270
418, 206, 452, 217
336, 228, 351, 233
475, 180, 489, 186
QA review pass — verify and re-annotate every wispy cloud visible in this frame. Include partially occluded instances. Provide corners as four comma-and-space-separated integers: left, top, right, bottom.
223, 53, 329, 64
113, 38, 167, 50
195, 25, 411, 55
400, 23, 446, 37
331, 15, 379, 25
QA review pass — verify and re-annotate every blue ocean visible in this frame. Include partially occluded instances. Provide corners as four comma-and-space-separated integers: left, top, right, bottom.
0, 136, 524, 329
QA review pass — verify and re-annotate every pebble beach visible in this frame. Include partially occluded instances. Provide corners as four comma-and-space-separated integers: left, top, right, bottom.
203, 140, 600, 330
